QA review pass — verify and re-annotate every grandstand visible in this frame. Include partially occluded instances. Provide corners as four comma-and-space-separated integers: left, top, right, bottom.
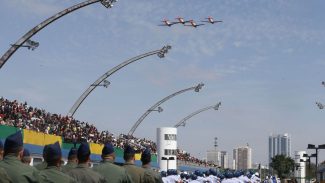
0, 97, 216, 170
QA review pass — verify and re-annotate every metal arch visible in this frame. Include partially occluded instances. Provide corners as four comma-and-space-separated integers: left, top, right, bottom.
174, 102, 221, 128
0, 0, 103, 69
128, 83, 204, 136
68, 45, 172, 117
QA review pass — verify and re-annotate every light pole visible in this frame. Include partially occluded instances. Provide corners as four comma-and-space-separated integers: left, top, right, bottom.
214, 137, 218, 166
301, 153, 317, 183
174, 102, 221, 128
128, 83, 204, 136
0, 0, 118, 70
307, 144, 325, 182
148, 107, 164, 113
68, 45, 171, 117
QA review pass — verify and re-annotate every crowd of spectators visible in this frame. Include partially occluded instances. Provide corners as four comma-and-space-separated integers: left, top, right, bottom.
0, 97, 156, 152
0, 97, 214, 166
177, 149, 217, 167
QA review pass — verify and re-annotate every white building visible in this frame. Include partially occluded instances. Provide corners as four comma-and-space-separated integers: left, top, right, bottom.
233, 145, 252, 170
220, 151, 228, 169
294, 151, 306, 183
207, 150, 221, 166
157, 127, 177, 171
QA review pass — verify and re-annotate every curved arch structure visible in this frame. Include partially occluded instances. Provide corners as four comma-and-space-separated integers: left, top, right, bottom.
68, 45, 172, 117
174, 102, 221, 128
0, 0, 117, 69
128, 83, 204, 136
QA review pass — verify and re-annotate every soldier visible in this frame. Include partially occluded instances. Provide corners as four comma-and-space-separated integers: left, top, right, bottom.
0, 131, 39, 182
67, 142, 106, 183
166, 169, 180, 183
189, 174, 200, 183
93, 143, 133, 183
62, 147, 78, 173
39, 141, 76, 183
0, 167, 12, 183
141, 148, 163, 183
123, 145, 145, 183
0, 140, 3, 161
207, 169, 218, 183
35, 145, 49, 170
22, 148, 32, 165
160, 171, 168, 183
22, 148, 38, 172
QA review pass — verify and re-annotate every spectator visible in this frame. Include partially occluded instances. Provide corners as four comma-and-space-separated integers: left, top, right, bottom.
0, 97, 213, 167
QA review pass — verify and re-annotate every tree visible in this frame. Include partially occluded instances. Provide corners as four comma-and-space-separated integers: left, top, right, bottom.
270, 155, 295, 179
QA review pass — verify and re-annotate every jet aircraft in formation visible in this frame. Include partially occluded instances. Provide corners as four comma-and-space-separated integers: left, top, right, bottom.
159, 16, 222, 28
201, 16, 223, 24
159, 19, 175, 27
184, 20, 205, 28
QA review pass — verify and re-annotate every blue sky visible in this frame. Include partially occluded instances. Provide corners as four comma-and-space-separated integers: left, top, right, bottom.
1, 0, 325, 166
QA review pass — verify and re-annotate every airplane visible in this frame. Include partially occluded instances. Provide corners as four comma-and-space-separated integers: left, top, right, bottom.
201, 16, 223, 24
158, 19, 175, 27
184, 20, 204, 28
174, 17, 190, 24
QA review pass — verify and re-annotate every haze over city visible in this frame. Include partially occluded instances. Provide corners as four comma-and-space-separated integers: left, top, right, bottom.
1, 0, 325, 166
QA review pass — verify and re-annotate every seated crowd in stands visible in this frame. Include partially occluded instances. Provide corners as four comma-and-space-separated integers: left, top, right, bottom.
0, 97, 216, 166
177, 149, 218, 167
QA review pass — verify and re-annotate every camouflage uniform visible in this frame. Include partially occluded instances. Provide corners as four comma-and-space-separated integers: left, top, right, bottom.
142, 165, 163, 183
0, 167, 12, 183
39, 166, 76, 183
34, 162, 47, 171
123, 163, 145, 183
61, 162, 77, 173
0, 155, 39, 183
93, 159, 133, 183
67, 163, 106, 183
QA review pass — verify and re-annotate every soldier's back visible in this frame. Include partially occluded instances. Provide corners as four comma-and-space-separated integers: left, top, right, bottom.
93, 160, 133, 183
67, 163, 106, 183
0, 155, 39, 183
34, 162, 47, 171
39, 166, 76, 183
123, 163, 145, 183
61, 162, 77, 173
0, 167, 12, 183
143, 168, 163, 183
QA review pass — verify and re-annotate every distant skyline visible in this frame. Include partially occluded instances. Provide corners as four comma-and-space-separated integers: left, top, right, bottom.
1, 0, 325, 165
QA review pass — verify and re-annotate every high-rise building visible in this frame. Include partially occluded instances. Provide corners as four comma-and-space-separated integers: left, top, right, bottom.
233, 145, 252, 170
269, 133, 291, 163
207, 150, 220, 166
220, 151, 228, 169
206, 137, 221, 166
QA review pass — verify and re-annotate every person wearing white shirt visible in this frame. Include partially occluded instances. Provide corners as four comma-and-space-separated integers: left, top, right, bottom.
189, 174, 201, 183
